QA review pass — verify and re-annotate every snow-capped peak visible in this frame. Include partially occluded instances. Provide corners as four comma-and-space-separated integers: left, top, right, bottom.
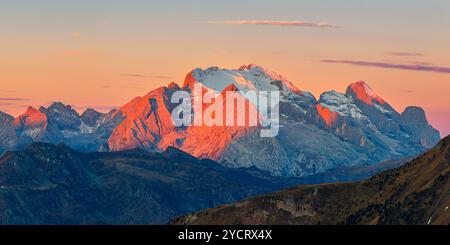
346, 81, 385, 106
238, 64, 302, 93
319, 90, 366, 119
184, 64, 305, 97
238, 63, 261, 71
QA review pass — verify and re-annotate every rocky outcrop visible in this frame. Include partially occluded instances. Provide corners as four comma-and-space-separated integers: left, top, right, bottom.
81, 109, 104, 127
401, 106, 441, 148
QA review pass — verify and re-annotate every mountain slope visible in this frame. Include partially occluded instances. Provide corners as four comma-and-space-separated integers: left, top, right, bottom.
172, 135, 450, 225
0, 143, 301, 224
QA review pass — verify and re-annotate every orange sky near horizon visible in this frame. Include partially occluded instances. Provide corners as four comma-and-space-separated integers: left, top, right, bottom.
0, 0, 449, 136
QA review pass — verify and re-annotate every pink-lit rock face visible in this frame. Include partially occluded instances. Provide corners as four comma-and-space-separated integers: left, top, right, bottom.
347, 81, 385, 106
107, 74, 262, 160
175, 84, 260, 160
13, 106, 47, 129
107, 86, 177, 151
182, 71, 198, 92
316, 104, 339, 127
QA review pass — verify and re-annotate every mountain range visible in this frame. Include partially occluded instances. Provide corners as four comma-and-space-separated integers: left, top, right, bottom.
0, 136, 445, 225
172, 135, 450, 225
0, 143, 303, 224
0, 64, 441, 177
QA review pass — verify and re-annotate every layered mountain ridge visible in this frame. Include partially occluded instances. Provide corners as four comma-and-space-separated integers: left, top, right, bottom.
172, 135, 450, 225
0, 142, 303, 224
0, 64, 441, 177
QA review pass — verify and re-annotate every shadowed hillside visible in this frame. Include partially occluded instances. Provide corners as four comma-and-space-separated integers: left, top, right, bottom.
173, 136, 450, 225
0, 143, 301, 224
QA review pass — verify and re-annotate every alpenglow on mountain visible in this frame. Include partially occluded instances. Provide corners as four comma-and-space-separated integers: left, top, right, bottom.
0, 65, 441, 177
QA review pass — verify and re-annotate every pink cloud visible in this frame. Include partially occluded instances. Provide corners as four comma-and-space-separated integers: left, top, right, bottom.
119, 74, 171, 79
321, 59, 450, 74
208, 20, 339, 28
385, 52, 425, 57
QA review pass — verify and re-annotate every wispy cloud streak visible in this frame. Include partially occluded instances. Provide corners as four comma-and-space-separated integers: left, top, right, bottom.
0, 89, 16, 93
0, 97, 29, 101
321, 59, 450, 74
385, 52, 424, 57
119, 74, 171, 79
100, 85, 145, 90
208, 20, 339, 28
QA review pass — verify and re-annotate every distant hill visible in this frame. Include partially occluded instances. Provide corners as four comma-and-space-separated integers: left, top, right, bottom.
172, 135, 450, 225
0, 143, 300, 224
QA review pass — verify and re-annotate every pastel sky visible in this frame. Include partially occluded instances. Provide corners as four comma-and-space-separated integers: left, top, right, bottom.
1, 0, 449, 136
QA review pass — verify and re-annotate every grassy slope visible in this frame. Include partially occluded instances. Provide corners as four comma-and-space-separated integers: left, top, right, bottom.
173, 136, 450, 225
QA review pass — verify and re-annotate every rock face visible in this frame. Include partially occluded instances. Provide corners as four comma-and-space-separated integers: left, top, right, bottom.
0, 143, 300, 224
0, 64, 442, 177
81, 109, 104, 127
107, 86, 182, 152
400, 106, 441, 148
0, 103, 124, 153
172, 136, 450, 225
13, 106, 48, 140
0, 111, 25, 153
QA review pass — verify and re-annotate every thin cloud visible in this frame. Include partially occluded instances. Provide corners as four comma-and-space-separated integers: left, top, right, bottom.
385, 51, 424, 57
0, 104, 30, 115
0, 89, 16, 93
410, 61, 434, 66
0, 97, 29, 101
119, 74, 171, 79
100, 85, 144, 90
0, 102, 18, 107
119, 73, 147, 78
321, 59, 450, 74
208, 20, 339, 28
